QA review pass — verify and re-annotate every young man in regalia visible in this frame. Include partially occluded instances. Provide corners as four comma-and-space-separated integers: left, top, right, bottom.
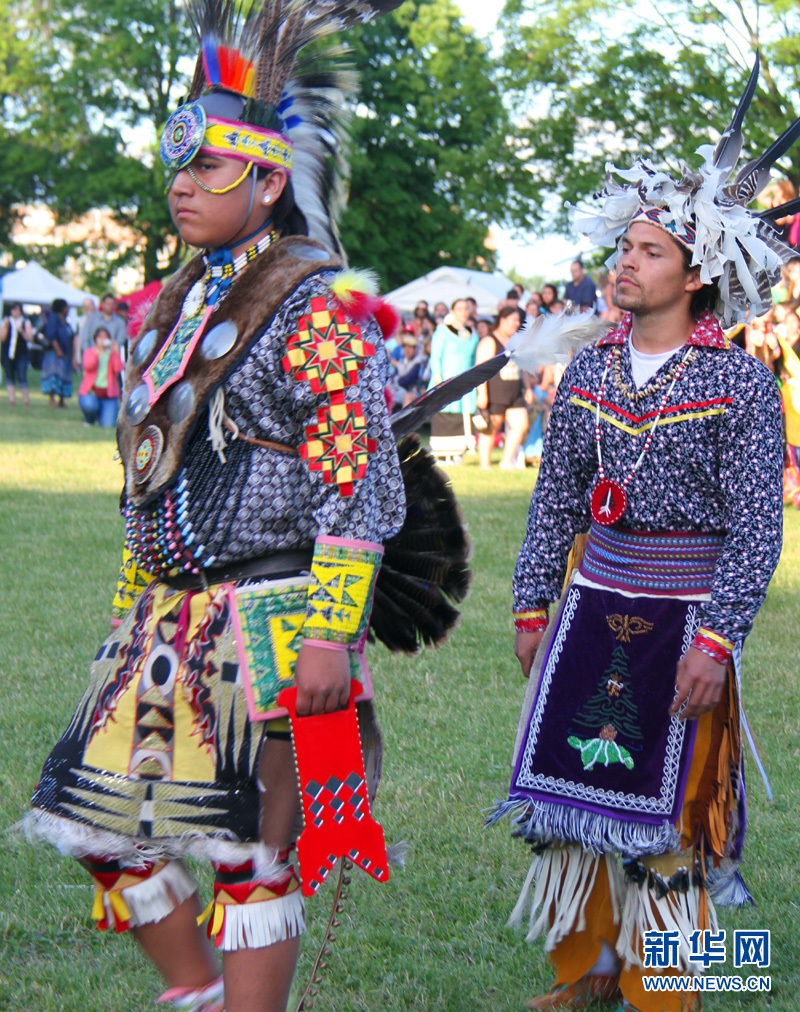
24, 3, 447, 1011
490, 58, 792, 1012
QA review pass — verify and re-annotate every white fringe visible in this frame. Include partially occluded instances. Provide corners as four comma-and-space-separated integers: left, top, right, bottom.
22, 810, 284, 875
216, 889, 306, 951
616, 876, 718, 973
507, 846, 623, 950
115, 859, 197, 928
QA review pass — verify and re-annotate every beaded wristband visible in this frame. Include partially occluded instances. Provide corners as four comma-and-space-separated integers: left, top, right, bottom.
303, 535, 384, 646
514, 607, 548, 634
691, 627, 734, 665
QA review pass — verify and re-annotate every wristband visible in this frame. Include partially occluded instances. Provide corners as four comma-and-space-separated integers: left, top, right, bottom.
691, 627, 734, 665
301, 638, 350, 652
304, 535, 383, 646
514, 607, 548, 634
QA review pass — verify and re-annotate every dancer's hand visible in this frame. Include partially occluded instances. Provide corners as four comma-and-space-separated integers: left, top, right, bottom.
515, 630, 544, 679
670, 647, 726, 720
294, 642, 351, 716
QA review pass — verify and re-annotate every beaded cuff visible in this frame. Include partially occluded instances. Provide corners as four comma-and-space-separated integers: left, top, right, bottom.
514, 607, 548, 633
111, 545, 155, 624
691, 626, 734, 665
303, 536, 383, 646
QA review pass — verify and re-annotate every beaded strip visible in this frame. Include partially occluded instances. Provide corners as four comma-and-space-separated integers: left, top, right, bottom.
202, 230, 275, 307
595, 345, 695, 493
691, 626, 734, 665
514, 607, 548, 633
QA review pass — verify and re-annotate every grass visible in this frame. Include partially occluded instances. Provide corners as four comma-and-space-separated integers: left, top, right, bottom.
1, 381, 799, 1012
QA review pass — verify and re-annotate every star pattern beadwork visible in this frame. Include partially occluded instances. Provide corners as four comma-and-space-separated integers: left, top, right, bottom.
283, 295, 375, 393
300, 391, 376, 497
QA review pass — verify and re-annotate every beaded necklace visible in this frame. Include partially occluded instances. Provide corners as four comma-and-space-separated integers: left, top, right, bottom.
591, 343, 695, 525
182, 229, 275, 317
611, 341, 689, 402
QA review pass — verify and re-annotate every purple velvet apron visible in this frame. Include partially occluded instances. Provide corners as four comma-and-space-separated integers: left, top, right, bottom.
496, 525, 725, 857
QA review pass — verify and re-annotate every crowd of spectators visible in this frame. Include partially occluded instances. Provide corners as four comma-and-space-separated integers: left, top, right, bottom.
0, 294, 129, 426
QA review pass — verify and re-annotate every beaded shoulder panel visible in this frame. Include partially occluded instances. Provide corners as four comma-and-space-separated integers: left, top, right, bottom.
118, 238, 341, 508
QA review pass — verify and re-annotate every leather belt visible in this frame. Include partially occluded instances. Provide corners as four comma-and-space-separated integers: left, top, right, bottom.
162, 546, 314, 591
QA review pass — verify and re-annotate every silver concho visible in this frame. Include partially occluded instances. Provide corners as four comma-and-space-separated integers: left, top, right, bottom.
126, 382, 151, 425
131, 328, 159, 368
200, 320, 238, 360
183, 279, 206, 318
167, 380, 195, 424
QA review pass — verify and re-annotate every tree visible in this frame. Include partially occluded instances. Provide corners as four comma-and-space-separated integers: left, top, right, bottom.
340, 0, 536, 288
1, 0, 194, 284
499, 0, 800, 235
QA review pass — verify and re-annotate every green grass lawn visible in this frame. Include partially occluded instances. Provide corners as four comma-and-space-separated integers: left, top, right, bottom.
1, 384, 798, 1012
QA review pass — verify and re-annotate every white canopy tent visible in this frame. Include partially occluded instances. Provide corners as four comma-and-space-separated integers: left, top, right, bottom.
1, 262, 94, 308
386, 266, 517, 317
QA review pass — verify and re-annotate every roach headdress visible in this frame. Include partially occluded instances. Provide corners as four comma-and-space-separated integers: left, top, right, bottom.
574, 54, 800, 326
160, 0, 403, 254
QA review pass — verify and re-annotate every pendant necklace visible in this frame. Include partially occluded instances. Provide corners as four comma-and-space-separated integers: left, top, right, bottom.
591, 343, 695, 525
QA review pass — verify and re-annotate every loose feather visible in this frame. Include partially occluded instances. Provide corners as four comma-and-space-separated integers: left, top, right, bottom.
712, 52, 760, 175
505, 310, 607, 375
729, 113, 800, 204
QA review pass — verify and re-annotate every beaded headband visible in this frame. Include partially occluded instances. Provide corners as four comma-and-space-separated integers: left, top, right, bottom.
574, 53, 800, 326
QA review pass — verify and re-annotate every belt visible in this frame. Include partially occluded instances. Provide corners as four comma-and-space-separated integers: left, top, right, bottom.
162, 546, 314, 591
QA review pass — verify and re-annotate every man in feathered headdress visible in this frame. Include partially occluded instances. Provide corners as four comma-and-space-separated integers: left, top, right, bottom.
489, 56, 790, 1012
25, 2, 443, 1011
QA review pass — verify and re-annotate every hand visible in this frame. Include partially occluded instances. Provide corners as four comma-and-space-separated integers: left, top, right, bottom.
294, 642, 352, 717
670, 647, 726, 721
524, 387, 535, 406
515, 630, 544, 679
476, 391, 488, 410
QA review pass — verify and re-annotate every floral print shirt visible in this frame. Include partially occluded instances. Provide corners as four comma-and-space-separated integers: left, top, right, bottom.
513, 312, 784, 643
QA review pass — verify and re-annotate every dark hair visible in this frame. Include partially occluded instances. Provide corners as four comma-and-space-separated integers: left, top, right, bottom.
505, 288, 519, 300
257, 168, 308, 238
496, 305, 524, 326
451, 297, 468, 310
679, 243, 719, 319
102, 292, 115, 303
51, 298, 67, 314
116, 301, 129, 312
93, 325, 112, 342
541, 283, 558, 301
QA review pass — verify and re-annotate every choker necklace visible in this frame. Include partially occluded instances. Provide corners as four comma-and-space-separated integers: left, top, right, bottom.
182, 230, 275, 317
591, 344, 695, 525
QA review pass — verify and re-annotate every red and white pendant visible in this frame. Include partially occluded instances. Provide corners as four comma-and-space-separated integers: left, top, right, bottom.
590, 478, 627, 526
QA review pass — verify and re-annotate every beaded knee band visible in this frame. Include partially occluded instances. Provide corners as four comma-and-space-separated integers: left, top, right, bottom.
80, 856, 197, 933
201, 852, 306, 950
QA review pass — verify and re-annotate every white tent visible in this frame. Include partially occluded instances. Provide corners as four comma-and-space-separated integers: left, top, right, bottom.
1, 261, 93, 308
386, 266, 517, 317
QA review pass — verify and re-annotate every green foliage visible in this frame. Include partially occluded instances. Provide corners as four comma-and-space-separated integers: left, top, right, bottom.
0, 0, 192, 283
339, 0, 536, 288
499, 0, 800, 233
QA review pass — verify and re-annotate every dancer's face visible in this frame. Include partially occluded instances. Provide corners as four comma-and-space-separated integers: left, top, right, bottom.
616, 222, 702, 317
168, 155, 284, 249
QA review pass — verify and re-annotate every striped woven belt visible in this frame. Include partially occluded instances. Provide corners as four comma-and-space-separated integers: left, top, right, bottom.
579, 524, 724, 595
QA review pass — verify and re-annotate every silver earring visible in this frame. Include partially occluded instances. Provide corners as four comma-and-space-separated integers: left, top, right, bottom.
263, 196, 271, 205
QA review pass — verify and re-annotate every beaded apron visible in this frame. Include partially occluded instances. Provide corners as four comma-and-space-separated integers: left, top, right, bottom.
496, 525, 727, 857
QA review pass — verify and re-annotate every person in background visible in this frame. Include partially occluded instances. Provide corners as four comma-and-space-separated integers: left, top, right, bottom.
433, 300, 448, 323
78, 325, 125, 427
1, 302, 34, 406
79, 293, 127, 358
550, 299, 565, 314
540, 284, 558, 313
115, 301, 131, 358
41, 298, 75, 408
476, 317, 493, 339
475, 306, 529, 470
564, 258, 597, 311
465, 295, 479, 328
429, 297, 478, 464
526, 293, 543, 317
73, 296, 97, 370
412, 300, 435, 339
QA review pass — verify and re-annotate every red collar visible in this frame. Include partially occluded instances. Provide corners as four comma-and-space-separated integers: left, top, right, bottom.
597, 311, 730, 349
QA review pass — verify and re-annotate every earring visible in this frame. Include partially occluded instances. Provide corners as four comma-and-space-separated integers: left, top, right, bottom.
263, 196, 272, 205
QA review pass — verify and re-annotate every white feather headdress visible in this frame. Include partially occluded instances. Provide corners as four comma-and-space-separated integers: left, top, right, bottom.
573, 54, 800, 326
